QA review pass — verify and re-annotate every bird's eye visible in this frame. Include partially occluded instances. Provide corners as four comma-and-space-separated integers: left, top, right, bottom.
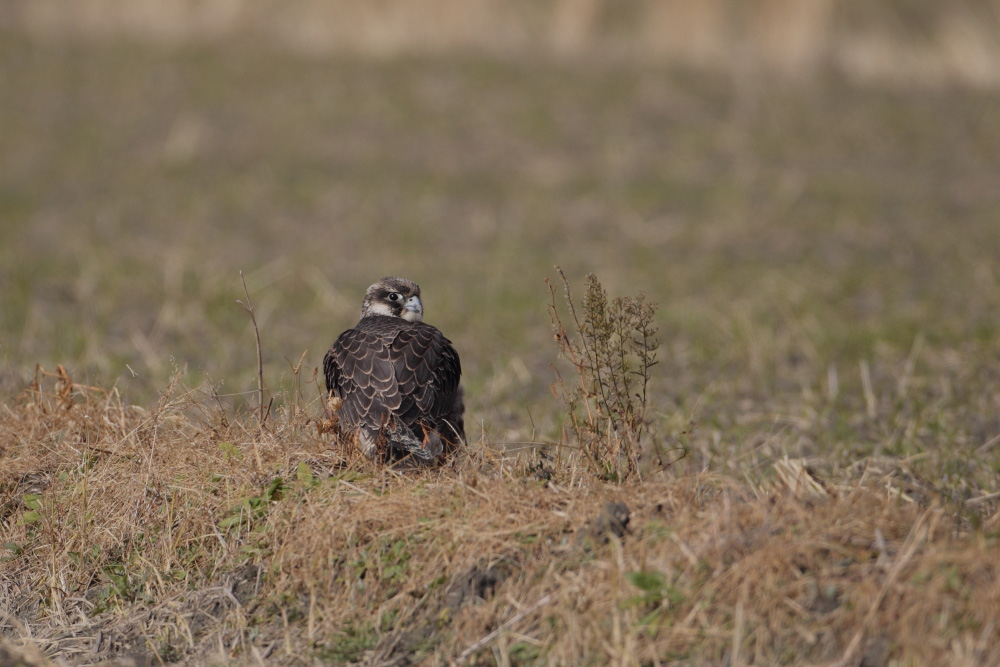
388, 293, 400, 302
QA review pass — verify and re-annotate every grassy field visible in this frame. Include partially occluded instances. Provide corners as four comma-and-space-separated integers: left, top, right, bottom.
2, 32, 1000, 665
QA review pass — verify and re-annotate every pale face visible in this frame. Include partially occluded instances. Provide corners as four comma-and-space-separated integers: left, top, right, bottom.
360, 277, 424, 321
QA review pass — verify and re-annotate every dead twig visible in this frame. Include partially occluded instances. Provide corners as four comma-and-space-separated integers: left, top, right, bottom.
237, 271, 266, 425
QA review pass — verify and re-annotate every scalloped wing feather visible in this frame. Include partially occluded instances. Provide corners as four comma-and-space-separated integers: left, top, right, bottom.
323, 316, 464, 463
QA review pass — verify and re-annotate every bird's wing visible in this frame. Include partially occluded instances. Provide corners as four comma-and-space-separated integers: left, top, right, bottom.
324, 319, 463, 447
389, 323, 462, 430
324, 326, 401, 430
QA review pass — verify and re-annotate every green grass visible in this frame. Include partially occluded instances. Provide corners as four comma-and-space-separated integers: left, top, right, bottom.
0, 39, 1000, 474
3, 35, 999, 480
1, 33, 1000, 664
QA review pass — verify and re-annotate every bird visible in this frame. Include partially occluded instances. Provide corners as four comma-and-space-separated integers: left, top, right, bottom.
323, 277, 465, 464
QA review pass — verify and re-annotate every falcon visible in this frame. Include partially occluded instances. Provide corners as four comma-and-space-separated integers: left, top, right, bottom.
323, 277, 465, 464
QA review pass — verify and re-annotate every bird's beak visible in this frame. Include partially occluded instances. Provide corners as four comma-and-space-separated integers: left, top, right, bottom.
402, 295, 423, 322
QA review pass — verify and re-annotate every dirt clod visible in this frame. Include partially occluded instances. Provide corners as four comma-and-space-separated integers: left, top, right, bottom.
588, 502, 631, 543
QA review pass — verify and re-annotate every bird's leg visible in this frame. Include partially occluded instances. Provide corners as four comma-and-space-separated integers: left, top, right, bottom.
417, 424, 444, 459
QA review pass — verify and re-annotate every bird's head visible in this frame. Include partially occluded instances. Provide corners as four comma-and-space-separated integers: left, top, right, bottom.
360, 277, 423, 323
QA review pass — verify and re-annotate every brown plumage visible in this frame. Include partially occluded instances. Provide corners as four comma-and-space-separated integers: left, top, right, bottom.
323, 277, 465, 464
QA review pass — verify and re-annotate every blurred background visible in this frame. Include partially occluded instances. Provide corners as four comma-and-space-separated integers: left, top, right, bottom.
2, 0, 999, 450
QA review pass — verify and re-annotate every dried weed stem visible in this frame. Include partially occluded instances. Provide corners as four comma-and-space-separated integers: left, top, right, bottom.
546, 267, 665, 481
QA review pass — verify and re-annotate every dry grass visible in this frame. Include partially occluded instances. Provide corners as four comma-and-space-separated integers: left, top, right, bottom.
7, 0, 1000, 87
2, 369, 1000, 665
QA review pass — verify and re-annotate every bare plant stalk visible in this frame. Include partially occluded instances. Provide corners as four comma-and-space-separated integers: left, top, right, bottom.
284, 349, 308, 434
546, 267, 663, 481
237, 271, 266, 424
546, 276, 597, 429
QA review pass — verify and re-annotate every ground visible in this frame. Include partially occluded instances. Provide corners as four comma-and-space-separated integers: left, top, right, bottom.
2, 32, 1000, 666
